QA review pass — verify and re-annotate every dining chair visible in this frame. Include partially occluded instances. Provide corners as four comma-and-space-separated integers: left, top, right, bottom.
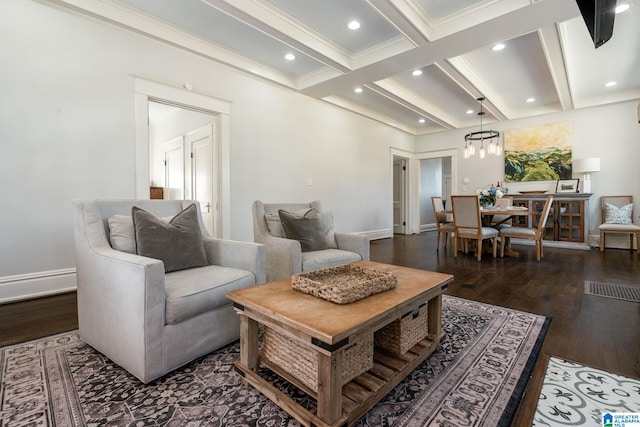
451, 195, 499, 261
491, 196, 514, 229
499, 195, 553, 261
431, 196, 455, 251
598, 195, 640, 253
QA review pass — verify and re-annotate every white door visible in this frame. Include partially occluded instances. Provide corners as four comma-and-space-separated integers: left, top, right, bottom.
393, 158, 407, 234
186, 124, 217, 237
164, 136, 185, 200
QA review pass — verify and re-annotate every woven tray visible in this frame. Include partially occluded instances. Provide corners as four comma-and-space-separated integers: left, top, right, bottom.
262, 327, 373, 393
374, 304, 428, 355
291, 264, 397, 304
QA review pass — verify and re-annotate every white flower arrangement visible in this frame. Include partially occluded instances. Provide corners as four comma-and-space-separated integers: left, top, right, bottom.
477, 186, 504, 207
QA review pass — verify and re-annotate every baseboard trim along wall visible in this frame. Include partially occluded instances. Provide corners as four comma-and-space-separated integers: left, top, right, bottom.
0, 268, 77, 304
360, 229, 394, 240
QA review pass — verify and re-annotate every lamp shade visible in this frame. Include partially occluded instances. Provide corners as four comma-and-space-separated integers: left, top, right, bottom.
573, 158, 600, 173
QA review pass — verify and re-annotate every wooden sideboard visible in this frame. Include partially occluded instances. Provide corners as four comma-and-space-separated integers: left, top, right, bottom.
512, 193, 592, 249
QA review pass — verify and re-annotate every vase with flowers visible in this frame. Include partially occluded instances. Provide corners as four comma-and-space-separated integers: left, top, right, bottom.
477, 185, 504, 208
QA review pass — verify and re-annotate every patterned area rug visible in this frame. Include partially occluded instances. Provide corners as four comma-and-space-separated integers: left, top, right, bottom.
0, 296, 549, 426
532, 357, 640, 426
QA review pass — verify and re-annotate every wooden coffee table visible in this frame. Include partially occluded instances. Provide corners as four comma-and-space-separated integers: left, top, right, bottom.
227, 261, 453, 427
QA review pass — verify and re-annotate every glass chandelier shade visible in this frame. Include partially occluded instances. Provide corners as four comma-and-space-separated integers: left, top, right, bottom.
464, 97, 501, 159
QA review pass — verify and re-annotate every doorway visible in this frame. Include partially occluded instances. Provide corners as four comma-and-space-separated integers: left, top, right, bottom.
134, 77, 232, 238
417, 152, 456, 232
148, 100, 219, 237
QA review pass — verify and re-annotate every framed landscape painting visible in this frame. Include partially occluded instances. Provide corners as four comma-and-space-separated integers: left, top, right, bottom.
504, 122, 572, 182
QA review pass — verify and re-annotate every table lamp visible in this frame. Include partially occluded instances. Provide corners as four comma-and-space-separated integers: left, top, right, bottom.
573, 158, 600, 193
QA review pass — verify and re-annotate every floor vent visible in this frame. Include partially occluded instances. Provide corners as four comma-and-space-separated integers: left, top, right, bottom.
584, 280, 640, 303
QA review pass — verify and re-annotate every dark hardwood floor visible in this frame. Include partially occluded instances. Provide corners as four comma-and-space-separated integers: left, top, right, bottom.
1, 232, 638, 426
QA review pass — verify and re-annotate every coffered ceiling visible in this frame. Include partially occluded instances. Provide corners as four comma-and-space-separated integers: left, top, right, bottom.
54, 0, 640, 134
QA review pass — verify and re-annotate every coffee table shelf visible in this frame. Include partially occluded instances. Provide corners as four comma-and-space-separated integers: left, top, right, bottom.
228, 261, 452, 427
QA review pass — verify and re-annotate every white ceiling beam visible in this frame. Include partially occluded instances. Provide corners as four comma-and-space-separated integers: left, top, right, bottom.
372, 80, 456, 128
322, 96, 418, 135
300, 0, 580, 99
42, 0, 298, 88
202, 0, 353, 73
538, 26, 574, 112
365, 0, 430, 45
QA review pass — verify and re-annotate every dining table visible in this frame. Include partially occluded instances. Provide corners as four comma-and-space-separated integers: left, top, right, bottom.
445, 206, 532, 257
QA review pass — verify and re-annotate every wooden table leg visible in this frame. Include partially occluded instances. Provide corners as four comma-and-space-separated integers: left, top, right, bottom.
317, 350, 343, 424
239, 315, 259, 372
427, 294, 442, 341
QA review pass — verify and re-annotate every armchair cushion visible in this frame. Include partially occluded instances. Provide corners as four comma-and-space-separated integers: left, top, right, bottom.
133, 204, 207, 272
108, 214, 137, 253
278, 209, 329, 252
604, 203, 633, 224
164, 265, 256, 325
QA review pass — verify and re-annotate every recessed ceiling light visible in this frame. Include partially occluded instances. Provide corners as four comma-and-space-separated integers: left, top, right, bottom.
615, 3, 631, 13
354, 87, 363, 93
419, 118, 426, 123
466, 109, 474, 115
284, 53, 296, 61
348, 20, 361, 30
412, 69, 423, 76
492, 43, 506, 51
526, 97, 535, 103
605, 81, 617, 87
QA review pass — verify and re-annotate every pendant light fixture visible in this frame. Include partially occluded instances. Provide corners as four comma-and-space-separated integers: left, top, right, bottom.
464, 97, 501, 159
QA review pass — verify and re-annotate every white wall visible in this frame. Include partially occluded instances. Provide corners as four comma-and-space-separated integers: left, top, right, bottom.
416, 100, 640, 237
0, 0, 413, 301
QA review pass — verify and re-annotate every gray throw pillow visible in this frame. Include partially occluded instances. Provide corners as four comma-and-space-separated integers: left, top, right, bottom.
318, 211, 338, 249
133, 203, 208, 272
278, 208, 328, 252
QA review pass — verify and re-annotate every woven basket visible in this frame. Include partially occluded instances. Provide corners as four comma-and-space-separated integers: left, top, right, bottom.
291, 264, 397, 304
262, 327, 374, 393
374, 304, 428, 355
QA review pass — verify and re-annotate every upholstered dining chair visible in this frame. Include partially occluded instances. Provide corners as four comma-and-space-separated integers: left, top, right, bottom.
451, 195, 499, 261
499, 195, 553, 261
599, 195, 640, 252
431, 196, 455, 250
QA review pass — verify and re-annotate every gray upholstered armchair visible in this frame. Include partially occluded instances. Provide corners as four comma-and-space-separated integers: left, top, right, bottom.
74, 199, 265, 383
252, 200, 370, 281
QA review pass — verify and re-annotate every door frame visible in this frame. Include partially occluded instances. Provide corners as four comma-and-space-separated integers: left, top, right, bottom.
392, 156, 408, 234
391, 147, 458, 235
134, 77, 231, 238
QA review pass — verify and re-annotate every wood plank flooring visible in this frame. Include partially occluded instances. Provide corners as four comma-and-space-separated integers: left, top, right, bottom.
1, 232, 638, 426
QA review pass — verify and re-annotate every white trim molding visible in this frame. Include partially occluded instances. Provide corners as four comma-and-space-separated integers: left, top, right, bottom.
0, 269, 77, 304
133, 76, 232, 239
358, 228, 394, 241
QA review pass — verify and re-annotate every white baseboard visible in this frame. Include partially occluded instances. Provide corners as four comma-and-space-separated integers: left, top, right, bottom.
0, 269, 77, 304
358, 229, 393, 240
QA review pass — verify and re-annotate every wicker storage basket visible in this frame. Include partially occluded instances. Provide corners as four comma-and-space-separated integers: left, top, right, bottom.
374, 304, 428, 355
262, 327, 374, 393
291, 264, 397, 304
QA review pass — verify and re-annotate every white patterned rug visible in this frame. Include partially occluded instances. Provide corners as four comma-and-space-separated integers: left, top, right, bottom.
532, 357, 640, 426
0, 296, 549, 427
